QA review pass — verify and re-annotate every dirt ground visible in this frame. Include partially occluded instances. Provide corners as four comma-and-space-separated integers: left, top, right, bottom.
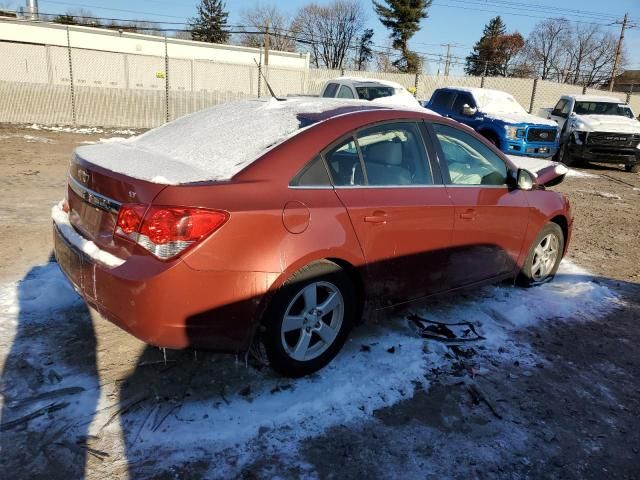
0, 123, 639, 479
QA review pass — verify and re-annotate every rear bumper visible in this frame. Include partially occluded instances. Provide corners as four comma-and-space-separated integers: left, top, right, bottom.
53, 223, 275, 352
569, 144, 640, 165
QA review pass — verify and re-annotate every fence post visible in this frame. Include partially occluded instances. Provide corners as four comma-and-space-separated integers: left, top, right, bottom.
123, 54, 130, 90
66, 26, 77, 125
480, 60, 488, 88
257, 47, 262, 98
582, 85, 587, 95
413, 70, 419, 98
164, 35, 170, 123
529, 78, 538, 114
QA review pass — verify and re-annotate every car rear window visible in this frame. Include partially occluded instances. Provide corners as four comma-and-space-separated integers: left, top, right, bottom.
430, 90, 454, 110
355, 86, 395, 101
322, 83, 339, 98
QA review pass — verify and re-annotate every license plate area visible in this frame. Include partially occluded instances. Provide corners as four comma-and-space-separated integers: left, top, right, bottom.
54, 225, 96, 299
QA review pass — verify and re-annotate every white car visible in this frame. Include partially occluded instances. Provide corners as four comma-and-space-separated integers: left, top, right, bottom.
319, 77, 423, 109
540, 95, 640, 172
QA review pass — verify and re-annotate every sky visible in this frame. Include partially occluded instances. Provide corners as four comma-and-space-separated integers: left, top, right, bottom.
28, 0, 640, 75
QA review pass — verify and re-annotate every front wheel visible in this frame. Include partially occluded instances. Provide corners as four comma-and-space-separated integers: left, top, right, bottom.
625, 163, 640, 173
260, 261, 356, 377
557, 139, 575, 166
517, 223, 565, 287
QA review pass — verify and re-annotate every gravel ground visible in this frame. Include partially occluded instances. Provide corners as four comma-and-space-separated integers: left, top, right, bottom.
0, 123, 639, 479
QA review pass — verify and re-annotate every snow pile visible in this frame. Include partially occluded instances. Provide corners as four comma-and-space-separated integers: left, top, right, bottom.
51, 201, 125, 268
73, 98, 386, 185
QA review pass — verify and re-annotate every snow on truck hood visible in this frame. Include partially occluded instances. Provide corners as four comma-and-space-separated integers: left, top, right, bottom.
74, 98, 393, 185
571, 114, 640, 134
451, 87, 556, 127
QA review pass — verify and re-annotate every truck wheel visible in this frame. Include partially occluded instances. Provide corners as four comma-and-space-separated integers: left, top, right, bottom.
260, 261, 356, 377
625, 164, 640, 173
558, 138, 577, 166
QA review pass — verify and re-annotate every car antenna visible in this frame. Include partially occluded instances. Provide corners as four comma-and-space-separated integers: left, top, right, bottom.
253, 59, 285, 101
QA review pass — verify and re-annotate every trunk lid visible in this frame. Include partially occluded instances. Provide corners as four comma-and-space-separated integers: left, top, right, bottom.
67, 153, 167, 255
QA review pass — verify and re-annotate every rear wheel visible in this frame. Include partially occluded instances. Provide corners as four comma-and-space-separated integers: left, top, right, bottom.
625, 163, 640, 173
260, 261, 355, 377
517, 223, 564, 287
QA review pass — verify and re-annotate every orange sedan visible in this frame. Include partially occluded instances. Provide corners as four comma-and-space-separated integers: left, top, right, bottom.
53, 98, 571, 376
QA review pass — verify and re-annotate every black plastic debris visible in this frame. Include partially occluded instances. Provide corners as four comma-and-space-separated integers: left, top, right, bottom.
407, 314, 485, 345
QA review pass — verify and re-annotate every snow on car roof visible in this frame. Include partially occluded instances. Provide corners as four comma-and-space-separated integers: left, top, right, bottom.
74, 98, 388, 185
333, 76, 405, 89
567, 95, 626, 103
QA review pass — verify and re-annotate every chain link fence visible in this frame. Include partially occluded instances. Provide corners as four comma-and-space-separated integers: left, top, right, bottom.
1, 38, 639, 128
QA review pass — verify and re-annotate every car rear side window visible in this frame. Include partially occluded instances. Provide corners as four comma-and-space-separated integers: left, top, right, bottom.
324, 138, 365, 187
337, 85, 355, 99
322, 83, 339, 98
356, 122, 433, 186
432, 123, 507, 186
291, 156, 332, 187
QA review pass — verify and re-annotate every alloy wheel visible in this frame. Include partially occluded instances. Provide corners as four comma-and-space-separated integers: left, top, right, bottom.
280, 281, 344, 362
530, 233, 560, 282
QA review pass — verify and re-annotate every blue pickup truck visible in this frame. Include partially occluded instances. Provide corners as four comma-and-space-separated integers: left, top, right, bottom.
426, 87, 559, 158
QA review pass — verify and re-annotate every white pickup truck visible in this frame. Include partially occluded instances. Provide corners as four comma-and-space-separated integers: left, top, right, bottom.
540, 95, 640, 173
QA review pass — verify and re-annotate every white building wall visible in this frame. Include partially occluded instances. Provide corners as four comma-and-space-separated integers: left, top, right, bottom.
0, 18, 309, 69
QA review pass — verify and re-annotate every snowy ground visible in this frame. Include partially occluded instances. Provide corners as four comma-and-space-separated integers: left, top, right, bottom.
0, 259, 621, 478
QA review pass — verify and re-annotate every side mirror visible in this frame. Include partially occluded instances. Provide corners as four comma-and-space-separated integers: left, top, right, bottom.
461, 104, 477, 116
517, 169, 537, 191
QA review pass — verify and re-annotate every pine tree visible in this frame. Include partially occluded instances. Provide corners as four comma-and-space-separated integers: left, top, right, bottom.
356, 29, 375, 70
190, 0, 229, 44
373, 0, 432, 73
465, 16, 523, 77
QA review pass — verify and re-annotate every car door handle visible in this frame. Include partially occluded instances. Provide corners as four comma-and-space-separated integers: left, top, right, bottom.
459, 209, 477, 220
364, 211, 388, 223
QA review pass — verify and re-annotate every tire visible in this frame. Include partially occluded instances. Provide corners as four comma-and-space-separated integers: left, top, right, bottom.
260, 261, 356, 377
517, 223, 565, 287
557, 138, 576, 166
625, 163, 640, 173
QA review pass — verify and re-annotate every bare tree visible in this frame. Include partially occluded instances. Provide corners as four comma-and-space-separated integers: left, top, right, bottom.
520, 18, 625, 87
522, 18, 571, 80
239, 5, 297, 52
291, 0, 366, 69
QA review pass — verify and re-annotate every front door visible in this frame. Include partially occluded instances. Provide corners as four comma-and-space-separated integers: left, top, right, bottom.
429, 122, 530, 289
326, 121, 455, 307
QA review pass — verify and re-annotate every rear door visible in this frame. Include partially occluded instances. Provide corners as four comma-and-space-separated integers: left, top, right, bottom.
428, 122, 530, 288
327, 121, 454, 307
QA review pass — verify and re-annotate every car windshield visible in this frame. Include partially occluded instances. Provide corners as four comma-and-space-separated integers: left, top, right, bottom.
574, 101, 634, 118
356, 86, 395, 101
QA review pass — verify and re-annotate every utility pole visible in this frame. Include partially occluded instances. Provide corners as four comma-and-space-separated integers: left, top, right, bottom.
609, 13, 628, 92
263, 19, 270, 68
443, 43, 452, 77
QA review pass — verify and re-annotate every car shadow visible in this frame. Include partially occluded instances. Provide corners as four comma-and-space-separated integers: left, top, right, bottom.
0, 254, 99, 478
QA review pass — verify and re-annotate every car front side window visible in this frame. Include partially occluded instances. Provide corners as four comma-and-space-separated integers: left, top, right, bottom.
432, 123, 508, 186
452, 93, 475, 114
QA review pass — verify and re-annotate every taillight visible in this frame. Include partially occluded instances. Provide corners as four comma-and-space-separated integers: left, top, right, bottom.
115, 204, 228, 260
